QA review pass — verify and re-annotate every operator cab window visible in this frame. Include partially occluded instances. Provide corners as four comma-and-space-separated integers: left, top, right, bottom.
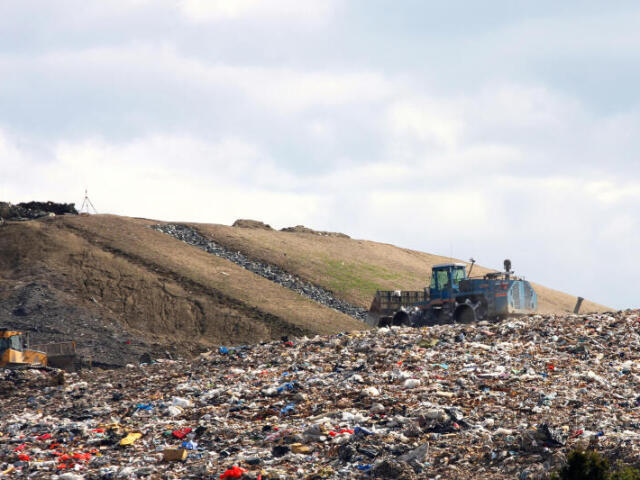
9, 335, 23, 352
453, 267, 465, 286
0, 337, 9, 355
436, 270, 449, 289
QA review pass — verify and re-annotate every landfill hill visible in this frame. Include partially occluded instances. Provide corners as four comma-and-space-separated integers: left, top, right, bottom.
187, 220, 606, 314
2, 312, 640, 479
0, 214, 608, 366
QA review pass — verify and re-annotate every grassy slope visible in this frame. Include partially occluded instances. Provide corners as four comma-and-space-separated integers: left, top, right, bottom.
193, 223, 609, 314
0, 216, 364, 350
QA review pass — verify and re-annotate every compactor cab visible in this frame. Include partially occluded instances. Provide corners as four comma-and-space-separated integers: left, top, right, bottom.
429, 263, 467, 300
0, 329, 47, 368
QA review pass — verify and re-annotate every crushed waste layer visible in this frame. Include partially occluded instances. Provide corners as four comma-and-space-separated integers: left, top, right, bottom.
2, 312, 640, 479
152, 224, 368, 322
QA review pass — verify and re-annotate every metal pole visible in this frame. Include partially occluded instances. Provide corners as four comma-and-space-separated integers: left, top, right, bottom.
573, 297, 584, 314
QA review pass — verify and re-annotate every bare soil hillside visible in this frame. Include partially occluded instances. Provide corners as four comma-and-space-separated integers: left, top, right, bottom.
0, 215, 362, 365
0, 214, 608, 367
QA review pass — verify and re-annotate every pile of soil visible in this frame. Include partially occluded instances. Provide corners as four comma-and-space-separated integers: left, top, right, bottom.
232, 219, 273, 230
280, 224, 350, 238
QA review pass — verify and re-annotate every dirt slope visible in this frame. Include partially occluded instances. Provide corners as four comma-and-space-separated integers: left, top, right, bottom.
0, 214, 608, 366
0, 215, 362, 365
192, 222, 608, 314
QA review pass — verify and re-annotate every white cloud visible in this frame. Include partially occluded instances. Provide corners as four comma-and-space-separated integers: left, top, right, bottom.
388, 98, 463, 149
492, 8, 640, 58
1, 133, 321, 225
585, 180, 640, 204
178, 0, 337, 24
0, 45, 395, 115
0, 130, 39, 199
53, 134, 303, 190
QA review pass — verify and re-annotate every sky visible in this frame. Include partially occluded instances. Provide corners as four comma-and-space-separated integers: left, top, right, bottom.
1, 1, 639, 309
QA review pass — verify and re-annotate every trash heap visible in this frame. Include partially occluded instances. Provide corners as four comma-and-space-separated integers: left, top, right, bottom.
0, 201, 77, 221
2, 311, 640, 479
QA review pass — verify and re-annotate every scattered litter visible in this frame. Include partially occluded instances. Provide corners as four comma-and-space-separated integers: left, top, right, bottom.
2, 311, 639, 479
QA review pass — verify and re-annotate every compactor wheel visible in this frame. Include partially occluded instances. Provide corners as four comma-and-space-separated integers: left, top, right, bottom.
454, 305, 476, 324
391, 311, 411, 327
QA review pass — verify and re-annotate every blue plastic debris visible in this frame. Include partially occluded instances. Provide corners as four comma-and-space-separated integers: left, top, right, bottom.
219, 346, 229, 354
280, 403, 296, 415
277, 382, 296, 393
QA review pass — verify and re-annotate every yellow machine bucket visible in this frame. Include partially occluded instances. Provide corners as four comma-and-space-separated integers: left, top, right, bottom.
0, 330, 47, 368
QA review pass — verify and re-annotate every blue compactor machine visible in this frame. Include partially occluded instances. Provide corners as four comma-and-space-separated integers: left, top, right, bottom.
367, 259, 538, 327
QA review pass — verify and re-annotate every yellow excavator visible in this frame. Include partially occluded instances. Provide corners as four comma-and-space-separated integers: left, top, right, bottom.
0, 329, 76, 369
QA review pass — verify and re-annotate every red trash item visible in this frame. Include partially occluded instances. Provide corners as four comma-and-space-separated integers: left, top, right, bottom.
220, 466, 247, 479
329, 428, 354, 437
547, 363, 555, 371
58, 454, 71, 462
73, 452, 92, 461
49, 443, 61, 449
14, 444, 26, 452
92, 428, 105, 433
172, 427, 192, 439
36, 433, 52, 441
17, 454, 30, 461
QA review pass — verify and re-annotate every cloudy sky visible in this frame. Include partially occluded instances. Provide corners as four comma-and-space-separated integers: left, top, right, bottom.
1, 1, 639, 308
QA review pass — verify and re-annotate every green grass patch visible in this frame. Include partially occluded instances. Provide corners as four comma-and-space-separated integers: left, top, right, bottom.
552, 449, 640, 480
323, 258, 409, 297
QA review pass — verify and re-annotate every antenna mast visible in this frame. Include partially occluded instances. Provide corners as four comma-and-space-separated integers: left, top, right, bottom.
79, 189, 98, 214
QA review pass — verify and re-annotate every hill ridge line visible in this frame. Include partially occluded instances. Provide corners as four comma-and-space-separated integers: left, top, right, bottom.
152, 224, 368, 322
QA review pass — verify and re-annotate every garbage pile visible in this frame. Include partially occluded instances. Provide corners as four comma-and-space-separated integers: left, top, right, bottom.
2, 311, 640, 479
0, 201, 77, 222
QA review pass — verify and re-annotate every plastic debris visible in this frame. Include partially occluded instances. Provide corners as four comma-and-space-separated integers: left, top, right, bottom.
2, 311, 640, 479
119, 432, 142, 446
